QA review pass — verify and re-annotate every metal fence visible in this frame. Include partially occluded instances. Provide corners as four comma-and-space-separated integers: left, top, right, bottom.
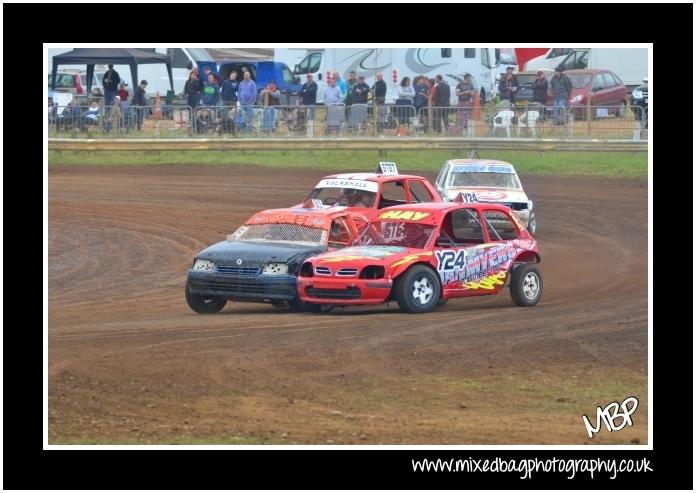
48, 101, 648, 140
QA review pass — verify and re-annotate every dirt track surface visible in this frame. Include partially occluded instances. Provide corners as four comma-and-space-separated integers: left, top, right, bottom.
48, 165, 648, 444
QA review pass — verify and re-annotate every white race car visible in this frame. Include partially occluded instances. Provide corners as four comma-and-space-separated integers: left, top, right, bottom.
434, 159, 536, 234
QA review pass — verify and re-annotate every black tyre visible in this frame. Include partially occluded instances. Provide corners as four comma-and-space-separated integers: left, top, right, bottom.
509, 264, 543, 307
394, 265, 441, 313
527, 210, 537, 235
185, 282, 226, 314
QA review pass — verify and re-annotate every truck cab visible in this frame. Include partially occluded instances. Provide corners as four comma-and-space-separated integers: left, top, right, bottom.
217, 60, 302, 105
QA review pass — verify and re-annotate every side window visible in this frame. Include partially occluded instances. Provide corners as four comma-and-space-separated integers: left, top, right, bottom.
282, 66, 294, 84
168, 48, 192, 69
407, 180, 435, 203
350, 215, 367, 235
441, 48, 452, 58
328, 217, 351, 248
464, 48, 476, 59
378, 180, 408, 208
483, 210, 519, 241
592, 74, 604, 91
601, 73, 615, 88
308, 53, 322, 73
438, 209, 484, 246
611, 73, 623, 86
481, 48, 492, 69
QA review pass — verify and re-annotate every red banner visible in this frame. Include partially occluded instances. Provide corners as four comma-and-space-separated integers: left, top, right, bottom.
515, 48, 550, 71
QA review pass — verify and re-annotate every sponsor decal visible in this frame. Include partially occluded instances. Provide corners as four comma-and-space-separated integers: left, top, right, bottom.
320, 246, 405, 262
390, 252, 433, 269
476, 191, 508, 201
461, 270, 507, 290
378, 210, 431, 221
316, 179, 379, 193
436, 242, 518, 286
452, 164, 515, 174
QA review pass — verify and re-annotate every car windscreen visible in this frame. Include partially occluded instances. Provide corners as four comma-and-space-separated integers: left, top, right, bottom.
356, 222, 436, 249
567, 73, 592, 88
229, 223, 325, 246
449, 171, 521, 189
516, 74, 537, 87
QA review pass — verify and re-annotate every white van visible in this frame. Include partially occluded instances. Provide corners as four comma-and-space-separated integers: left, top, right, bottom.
285, 48, 502, 105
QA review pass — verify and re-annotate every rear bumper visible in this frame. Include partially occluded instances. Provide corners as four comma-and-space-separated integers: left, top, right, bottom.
187, 270, 296, 301
297, 276, 392, 305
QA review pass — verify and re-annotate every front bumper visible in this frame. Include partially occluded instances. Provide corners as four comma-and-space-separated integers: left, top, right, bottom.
187, 270, 297, 301
297, 276, 393, 305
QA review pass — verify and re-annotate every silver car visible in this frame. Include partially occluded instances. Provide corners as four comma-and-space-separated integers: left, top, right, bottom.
434, 159, 536, 234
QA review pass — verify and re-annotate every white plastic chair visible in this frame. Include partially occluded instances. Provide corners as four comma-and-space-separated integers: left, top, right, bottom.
492, 109, 515, 137
517, 110, 540, 137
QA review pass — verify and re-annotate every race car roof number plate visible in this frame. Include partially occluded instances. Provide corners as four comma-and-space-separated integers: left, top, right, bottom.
378, 162, 399, 175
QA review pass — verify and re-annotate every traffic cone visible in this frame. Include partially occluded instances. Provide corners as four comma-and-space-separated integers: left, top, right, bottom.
473, 91, 481, 121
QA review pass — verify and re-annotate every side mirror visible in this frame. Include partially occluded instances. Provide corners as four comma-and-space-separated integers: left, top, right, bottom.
317, 73, 322, 81
293, 76, 300, 85
294, 64, 299, 73
187, 61, 193, 70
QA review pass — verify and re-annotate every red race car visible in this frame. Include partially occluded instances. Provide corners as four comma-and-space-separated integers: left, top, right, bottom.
299, 162, 442, 218
297, 197, 542, 313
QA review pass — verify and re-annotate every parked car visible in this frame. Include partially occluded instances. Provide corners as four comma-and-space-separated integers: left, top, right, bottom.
565, 69, 627, 120
630, 77, 648, 128
434, 159, 536, 234
513, 69, 554, 107
48, 70, 102, 96
297, 200, 542, 314
186, 205, 368, 313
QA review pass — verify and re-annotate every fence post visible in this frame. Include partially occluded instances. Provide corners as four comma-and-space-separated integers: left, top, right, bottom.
587, 95, 592, 137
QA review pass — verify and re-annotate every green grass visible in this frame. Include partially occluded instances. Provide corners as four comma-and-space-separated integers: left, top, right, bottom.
48, 149, 647, 178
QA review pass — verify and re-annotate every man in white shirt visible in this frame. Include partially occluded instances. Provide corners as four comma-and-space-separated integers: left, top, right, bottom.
324, 77, 344, 105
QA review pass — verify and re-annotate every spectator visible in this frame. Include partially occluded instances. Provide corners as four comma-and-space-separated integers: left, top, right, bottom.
102, 64, 121, 107
414, 76, 430, 129
221, 71, 239, 106
132, 80, 148, 131
324, 77, 344, 105
237, 71, 257, 131
333, 71, 347, 96
300, 73, 318, 120
371, 72, 387, 105
344, 70, 359, 106
57, 100, 81, 131
397, 77, 415, 104
83, 101, 100, 130
532, 70, 548, 106
48, 97, 57, 123
549, 67, 572, 124
261, 80, 280, 132
107, 96, 122, 134
184, 69, 202, 110
455, 73, 476, 132
351, 75, 370, 104
490, 73, 502, 101
195, 108, 213, 134
117, 82, 129, 103
498, 66, 519, 103
433, 74, 450, 133
202, 73, 220, 107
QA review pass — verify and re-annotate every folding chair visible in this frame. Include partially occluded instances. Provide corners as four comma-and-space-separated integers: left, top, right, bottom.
492, 109, 515, 137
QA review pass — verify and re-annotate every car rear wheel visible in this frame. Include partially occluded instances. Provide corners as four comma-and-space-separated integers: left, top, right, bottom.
394, 265, 441, 313
616, 101, 627, 118
509, 264, 543, 307
185, 282, 226, 314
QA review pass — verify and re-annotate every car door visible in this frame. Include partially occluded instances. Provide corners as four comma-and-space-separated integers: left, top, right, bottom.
434, 207, 500, 298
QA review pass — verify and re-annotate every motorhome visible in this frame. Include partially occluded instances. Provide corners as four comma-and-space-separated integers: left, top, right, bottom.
285, 48, 504, 105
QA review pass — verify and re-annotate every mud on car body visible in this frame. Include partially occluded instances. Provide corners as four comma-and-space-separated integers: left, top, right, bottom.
186, 205, 367, 314
435, 159, 537, 235
298, 199, 542, 314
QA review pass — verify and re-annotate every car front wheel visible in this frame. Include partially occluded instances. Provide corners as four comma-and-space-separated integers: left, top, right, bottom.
394, 265, 442, 313
185, 282, 226, 314
509, 264, 543, 307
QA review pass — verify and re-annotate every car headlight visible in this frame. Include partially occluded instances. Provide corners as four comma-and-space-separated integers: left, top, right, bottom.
528, 200, 533, 210
193, 259, 215, 271
262, 263, 289, 275
632, 89, 643, 99
570, 95, 583, 103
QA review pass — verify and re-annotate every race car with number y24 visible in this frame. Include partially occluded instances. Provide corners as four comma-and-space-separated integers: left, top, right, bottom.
297, 198, 542, 314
